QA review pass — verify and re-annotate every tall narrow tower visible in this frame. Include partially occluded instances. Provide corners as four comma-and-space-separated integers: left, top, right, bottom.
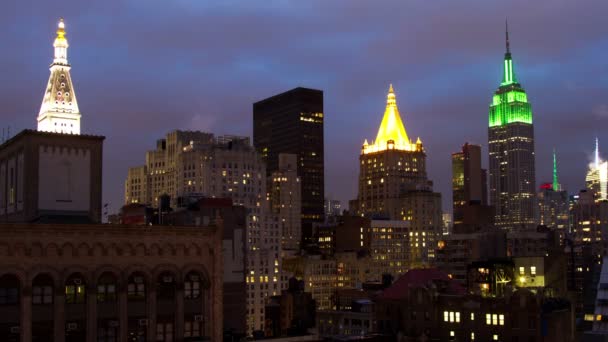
488, 23, 536, 230
37, 18, 82, 135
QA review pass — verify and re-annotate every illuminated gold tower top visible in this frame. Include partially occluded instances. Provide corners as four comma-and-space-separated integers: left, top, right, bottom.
362, 84, 422, 154
37, 18, 81, 135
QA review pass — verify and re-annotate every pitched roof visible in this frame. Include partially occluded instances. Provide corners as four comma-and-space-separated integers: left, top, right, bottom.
380, 268, 465, 300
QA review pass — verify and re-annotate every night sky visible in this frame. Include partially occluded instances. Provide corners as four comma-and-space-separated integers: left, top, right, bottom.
2, 1, 608, 216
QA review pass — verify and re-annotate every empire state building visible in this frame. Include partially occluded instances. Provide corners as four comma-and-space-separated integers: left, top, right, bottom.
488, 25, 536, 230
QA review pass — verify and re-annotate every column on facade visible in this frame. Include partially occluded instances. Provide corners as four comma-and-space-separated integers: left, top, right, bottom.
147, 282, 157, 340
86, 282, 97, 342
175, 281, 184, 341
118, 282, 128, 342
53, 283, 65, 341
20, 285, 31, 342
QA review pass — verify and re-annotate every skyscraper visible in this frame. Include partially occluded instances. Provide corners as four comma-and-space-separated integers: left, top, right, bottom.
352, 85, 442, 264
253, 87, 325, 246
537, 150, 569, 231
452, 143, 488, 226
37, 18, 82, 135
488, 24, 536, 230
586, 138, 608, 201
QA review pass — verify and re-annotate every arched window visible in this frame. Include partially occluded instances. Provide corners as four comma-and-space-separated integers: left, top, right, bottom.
65, 273, 86, 304
127, 273, 146, 301
0, 274, 19, 305
32, 274, 54, 305
97, 273, 117, 303
184, 272, 201, 300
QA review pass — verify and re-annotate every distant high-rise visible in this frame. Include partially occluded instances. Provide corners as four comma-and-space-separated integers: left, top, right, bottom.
452, 143, 488, 226
537, 150, 569, 231
253, 87, 325, 246
352, 85, 442, 264
37, 18, 82, 135
488, 23, 536, 230
586, 138, 608, 201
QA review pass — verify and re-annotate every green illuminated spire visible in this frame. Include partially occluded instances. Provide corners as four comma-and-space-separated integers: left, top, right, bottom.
488, 22, 533, 127
502, 20, 517, 86
553, 149, 559, 191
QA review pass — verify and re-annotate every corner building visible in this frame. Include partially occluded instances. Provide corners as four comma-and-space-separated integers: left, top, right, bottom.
352, 85, 442, 265
488, 27, 536, 230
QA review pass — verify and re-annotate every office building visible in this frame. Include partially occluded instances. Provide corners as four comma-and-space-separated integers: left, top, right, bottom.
351, 85, 442, 264
488, 25, 536, 230
270, 154, 301, 252
452, 143, 488, 226
253, 87, 325, 246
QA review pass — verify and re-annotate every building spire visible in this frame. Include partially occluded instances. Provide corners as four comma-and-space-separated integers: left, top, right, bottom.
596, 137, 600, 169
553, 149, 559, 191
363, 84, 417, 154
505, 19, 510, 54
501, 21, 517, 86
37, 18, 81, 135
53, 18, 69, 65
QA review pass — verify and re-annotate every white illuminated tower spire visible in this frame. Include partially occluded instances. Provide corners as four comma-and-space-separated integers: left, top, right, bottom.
37, 18, 81, 135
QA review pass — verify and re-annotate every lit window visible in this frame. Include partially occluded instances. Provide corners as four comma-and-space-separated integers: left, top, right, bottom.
450, 331, 455, 337
499, 314, 504, 326
519, 266, 525, 275
449, 311, 454, 322
470, 313, 475, 321
471, 332, 475, 340
486, 314, 491, 325
492, 314, 498, 325
530, 266, 536, 275
456, 312, 460, 323
493, 334, 498, 341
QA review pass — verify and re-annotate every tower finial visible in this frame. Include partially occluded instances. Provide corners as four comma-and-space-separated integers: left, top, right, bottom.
505, 19, 510, 54
389, 83, 394, 94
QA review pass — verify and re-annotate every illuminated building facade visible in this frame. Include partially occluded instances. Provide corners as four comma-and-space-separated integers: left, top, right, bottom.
125, 132, 283, 335
452, 143, 488, 226
537, 151, 569, 230
253, 87, 325, 247
270, 153, 301, 252
353, 85, 442, 264
37, 19, 81, 135
488, 26, 536, 231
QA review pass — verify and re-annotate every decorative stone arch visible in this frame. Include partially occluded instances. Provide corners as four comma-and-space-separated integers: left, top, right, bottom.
92, 265, 123, 286
13, 242, 27, 257
108, 243, 121, 257
60, 242, 76, 258
161, 243, 176, 257
122, 264, 152, 286
76, 242, 90, 257
30, 242, 44, 257
0, 266, 27, 288
134, 243, 146, 256
120, 242, 135, 257
185, 243, 201, 257
181, 264, 211, 289
27, 265, 62, 289
152, 264, 182, 283
61, 265, 92, 285
92, 242, 106, 257
175, 243, 186, 257
0, 243, 10, 256
149, 243, 161, 257
45, 243, 60, 257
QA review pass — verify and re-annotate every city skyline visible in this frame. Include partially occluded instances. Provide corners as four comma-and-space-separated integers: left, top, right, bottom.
2, 1, 608, 215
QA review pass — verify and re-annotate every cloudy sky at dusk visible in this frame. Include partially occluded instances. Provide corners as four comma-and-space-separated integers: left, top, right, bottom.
2, 0, 608, 215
